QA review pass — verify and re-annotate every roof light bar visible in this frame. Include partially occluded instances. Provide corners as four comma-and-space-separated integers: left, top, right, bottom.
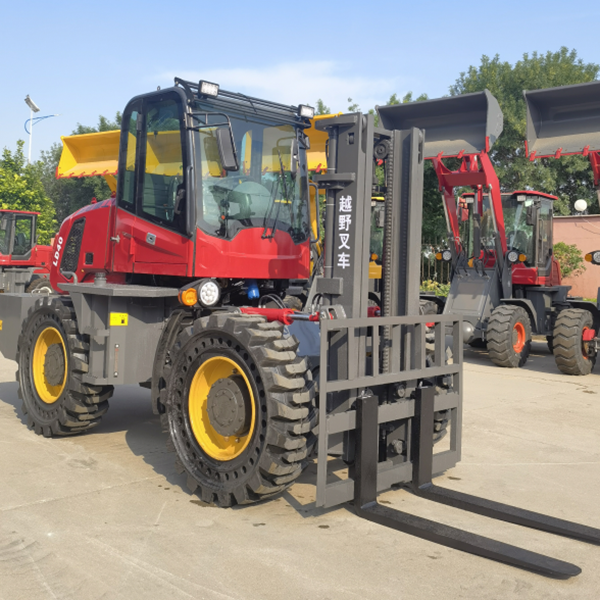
298, 104, 315, 119
199, 80, 219, 98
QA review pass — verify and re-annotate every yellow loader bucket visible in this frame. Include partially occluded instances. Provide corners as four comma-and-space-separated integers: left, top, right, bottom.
305, 113, 343, 171
524, 81, 600, 158
57, 130, 120, 192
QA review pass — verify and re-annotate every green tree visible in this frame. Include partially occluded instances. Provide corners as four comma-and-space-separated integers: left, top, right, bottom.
315, 99, 331, 115
0, 141, 56, 244
39, 113, 122, 225
450, 48, 599, 214
553, 241, 586, 278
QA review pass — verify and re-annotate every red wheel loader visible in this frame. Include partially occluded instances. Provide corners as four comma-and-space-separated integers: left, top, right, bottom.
377, 91, 599, 373
523, 80, 600, 375
0, 79, 598, 577
0, 210, 52, 293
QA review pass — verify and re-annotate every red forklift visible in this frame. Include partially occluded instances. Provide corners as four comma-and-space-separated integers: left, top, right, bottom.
0, 210, 52, 293
378, 91, 599, 374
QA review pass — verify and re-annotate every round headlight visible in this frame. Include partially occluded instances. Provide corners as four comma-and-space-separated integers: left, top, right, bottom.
198, 279, 221, 307
441, 249, 452, 262
507, 250, 518, 264
594, 251, 600, 265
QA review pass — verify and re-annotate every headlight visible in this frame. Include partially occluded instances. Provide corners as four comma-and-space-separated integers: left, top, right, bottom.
198, 279, 221, 307
507, 250, 519, 264
587, 250, 600, 265
442, 249, 452, 262
199, 80, 219, 97
298, 104, 315, 119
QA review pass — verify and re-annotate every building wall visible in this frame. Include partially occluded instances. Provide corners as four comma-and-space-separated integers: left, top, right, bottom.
553, 215, 600, 299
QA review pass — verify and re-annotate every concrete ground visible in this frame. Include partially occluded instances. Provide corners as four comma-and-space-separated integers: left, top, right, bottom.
1, 340, 599, 600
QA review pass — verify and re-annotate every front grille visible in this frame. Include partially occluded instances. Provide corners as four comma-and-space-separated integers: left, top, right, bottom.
60, 218, 85, 272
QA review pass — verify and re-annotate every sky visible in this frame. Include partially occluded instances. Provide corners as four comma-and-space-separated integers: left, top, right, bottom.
1, 0, 599, 162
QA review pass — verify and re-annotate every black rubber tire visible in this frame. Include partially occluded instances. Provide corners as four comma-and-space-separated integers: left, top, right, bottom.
16, 296, 113, 436
553, 309, 596, 375
160, 313, 317, 507
419, 299, 439, 316
26, 278, 53, 294
283, 295, 303, 311
486, 305, 532, 368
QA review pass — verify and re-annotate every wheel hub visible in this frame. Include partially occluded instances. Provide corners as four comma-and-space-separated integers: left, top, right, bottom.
206, 375, 251, 437
44, 343, 65, 386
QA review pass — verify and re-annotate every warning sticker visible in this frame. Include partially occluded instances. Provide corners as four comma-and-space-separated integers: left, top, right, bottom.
110, 313, 128, 327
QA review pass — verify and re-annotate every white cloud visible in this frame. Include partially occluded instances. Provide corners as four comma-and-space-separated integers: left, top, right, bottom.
158, 61, 405, 113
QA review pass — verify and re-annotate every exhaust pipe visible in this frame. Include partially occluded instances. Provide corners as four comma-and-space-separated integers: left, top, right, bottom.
524, 81, 600, 158
377, 90, 503, 159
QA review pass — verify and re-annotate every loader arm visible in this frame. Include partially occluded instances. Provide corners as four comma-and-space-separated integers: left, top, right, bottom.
377, 90, 507, 260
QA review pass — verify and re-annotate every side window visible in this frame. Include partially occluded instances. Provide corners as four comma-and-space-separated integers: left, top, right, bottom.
140, 98, 185, 228
120, 110, 139, 213
13, 216, 33, 256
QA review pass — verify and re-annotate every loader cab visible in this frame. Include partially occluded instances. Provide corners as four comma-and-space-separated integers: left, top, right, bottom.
0, 211, 36, 264
502, 191, 556, 285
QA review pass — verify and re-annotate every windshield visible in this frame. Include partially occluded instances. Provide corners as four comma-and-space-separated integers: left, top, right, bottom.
457, 194, 497, 259
502, 195, 534, 266
193, 105, 309, 243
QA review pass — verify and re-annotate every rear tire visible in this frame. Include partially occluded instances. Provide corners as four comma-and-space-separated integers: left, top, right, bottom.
161, 313, 316, 507
553, 309, 596, 375
486, 305, 532, 368
26, 278, 53, 294
16, 296, 113, 436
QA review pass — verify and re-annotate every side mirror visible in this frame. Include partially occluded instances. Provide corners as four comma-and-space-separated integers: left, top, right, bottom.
216, 127, 239, 172
290, 139, 299, 179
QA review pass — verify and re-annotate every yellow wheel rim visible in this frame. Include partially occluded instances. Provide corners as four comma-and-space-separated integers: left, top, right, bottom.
188, 356, 256, 461
32, 326, 67, 404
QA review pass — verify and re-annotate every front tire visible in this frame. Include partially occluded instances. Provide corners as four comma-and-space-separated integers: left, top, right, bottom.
16, 297, 113, 436
161, 313, 316, 507
486, 305, 532, 368
553, 309, 596, 375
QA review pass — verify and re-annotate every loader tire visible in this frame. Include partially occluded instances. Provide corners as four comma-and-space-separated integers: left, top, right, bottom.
26, 277, 53, 295
486, 305, 531, 368
419, 299, 439, 316
283, 295, 303, 311
553, 309, 596, 375
16, 296, 113, 436
160, 313, 317, 507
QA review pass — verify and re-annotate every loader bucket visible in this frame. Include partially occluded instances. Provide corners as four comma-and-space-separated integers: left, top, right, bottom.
305, 113, 343, 171
377, 90, 503, 159
57, 130, 121, 191
524, 81, 600, 158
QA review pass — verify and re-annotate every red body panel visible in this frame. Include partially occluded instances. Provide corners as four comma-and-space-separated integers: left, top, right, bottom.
50, 197, 310, 292
511, 258, 562, 287
194, 228, 310, 279
0, 245, 52, 271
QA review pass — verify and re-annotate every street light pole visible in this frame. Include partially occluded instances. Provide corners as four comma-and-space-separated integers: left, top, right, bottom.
24, 95, 40, 165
